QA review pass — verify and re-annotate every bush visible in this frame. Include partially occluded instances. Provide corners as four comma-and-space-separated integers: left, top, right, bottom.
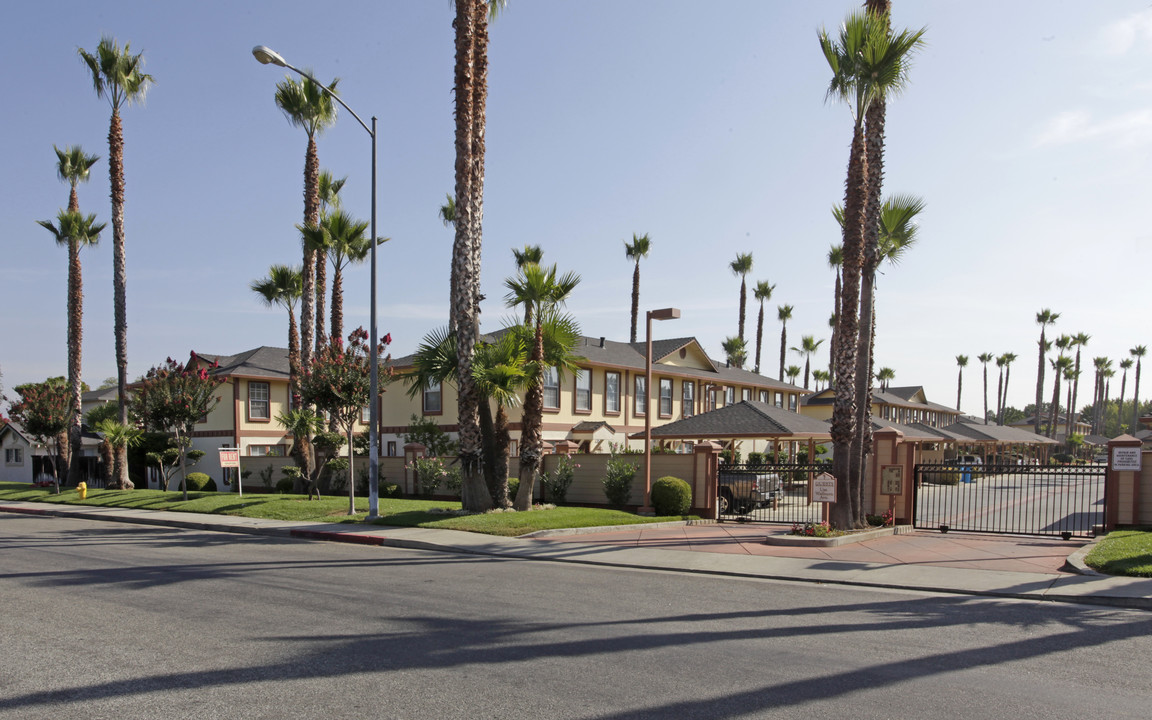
412, 456, 449, 497
603, 452, 637, 508
651, 476, 692, 516
925, 470, 961, 485
382, 482, 403, 498
746, 451, 765, 466
541, 456, 578, 504
719, 448, 741, 467
275, 477, 295, 494
507, 477, 520, 500
184, 472, 215, 492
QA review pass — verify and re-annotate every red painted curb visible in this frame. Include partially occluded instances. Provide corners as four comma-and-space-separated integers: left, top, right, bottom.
0, 507, 50, 516
289, 529, 386, 546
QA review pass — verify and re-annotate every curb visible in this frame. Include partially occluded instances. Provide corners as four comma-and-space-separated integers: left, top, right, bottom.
1065, 540, 1105, 576
520, 519, 709, 539
289, 529, 386, 546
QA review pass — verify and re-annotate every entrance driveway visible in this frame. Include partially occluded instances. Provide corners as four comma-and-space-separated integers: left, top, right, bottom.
537, 524, 1083, 575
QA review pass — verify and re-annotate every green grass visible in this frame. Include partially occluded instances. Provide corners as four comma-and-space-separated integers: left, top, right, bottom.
0, 482, 691, 537
1084, 528, 1152, 577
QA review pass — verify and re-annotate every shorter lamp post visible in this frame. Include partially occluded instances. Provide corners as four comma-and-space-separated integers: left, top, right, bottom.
641, 307, 680, 514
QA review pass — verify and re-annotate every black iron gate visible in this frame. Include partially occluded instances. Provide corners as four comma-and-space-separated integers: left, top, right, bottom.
716, 462, 828, 525
913, 462, 1106, 537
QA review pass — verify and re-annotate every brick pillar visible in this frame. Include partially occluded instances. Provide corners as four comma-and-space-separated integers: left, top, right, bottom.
869, 429, 906, 521
1106, 435, 1143, 530
693, 441, 723, 518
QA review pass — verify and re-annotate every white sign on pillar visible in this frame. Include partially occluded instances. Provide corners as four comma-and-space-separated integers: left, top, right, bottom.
1113, 447, 1142, 472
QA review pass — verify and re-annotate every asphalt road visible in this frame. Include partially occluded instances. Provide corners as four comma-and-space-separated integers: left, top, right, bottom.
2, 514, 1150, 720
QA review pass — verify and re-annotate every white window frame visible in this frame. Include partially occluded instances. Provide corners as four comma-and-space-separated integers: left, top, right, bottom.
634, 376, 647, 416
423, 380, 442, 414
659, 378, 673, 416
605, 372, 621, 414
575, 369, 592, 412
682, 381, 695, 418
543, 367, 560, 409
248, 381, 270, 420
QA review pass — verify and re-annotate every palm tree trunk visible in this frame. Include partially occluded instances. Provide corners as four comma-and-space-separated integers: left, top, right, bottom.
1132, 361, 1142, 434
830, 274, 840, 383
754, 304, 764, 374
515, 323, 547, 511
108, 108, 133, 490
630, 261, 640, 343
779, 323, 787, 382
300, 136, 319, 373
1000, 364, 1012, 425
288, 310, 300, 407
1049, 370, 1061, 439
1034, 330, 1046, 435
1069, 350, 1082, 439
738, 279, 747, 342
315, 253, 328, 352
66, 236, 83, 486
330, 265, 343, 345
982, 364, 990, 424
493, 404, 512, 508
956, 367, 963, 412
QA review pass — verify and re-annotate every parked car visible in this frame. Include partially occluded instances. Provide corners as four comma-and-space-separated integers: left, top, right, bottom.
1092, 453, 1108, 465
950, 454, 984, 467
718, 470, 784, 515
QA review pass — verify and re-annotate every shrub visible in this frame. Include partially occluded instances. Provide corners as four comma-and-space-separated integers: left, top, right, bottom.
382, 482, 403, 498
719, 448, 741, 467
412, 456, 449, 497
926, 470, 960, 485
791, 521, 834, 537
541, 456, 578, 504
443, 466, 463, 497
603, 452, 637, 508
507, 477, 520, 500
651, 476, 692, 516
184, 472, 215, 492
746, 451, 765, 466
276, 477, 295, 494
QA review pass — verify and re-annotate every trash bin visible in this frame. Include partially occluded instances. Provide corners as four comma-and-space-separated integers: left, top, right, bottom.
77, 482, 87, 500
961, 467, 972, 484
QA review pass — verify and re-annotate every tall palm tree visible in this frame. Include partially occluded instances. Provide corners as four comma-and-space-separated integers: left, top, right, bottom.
50, 145, 100, 485
729, 252, 754, 342
313, 169, 347, 348
1067, 332, 1090, 439
994, 355, 1007, 423
955, 355, 968, 412
827, 243, 843, 382
721, 336, 748, 369
624, 233, 651, 343
820, 9, 924, 528
512, 244, 543, 268
451, 0, 506, 513
1117, 358, 1133, 434
791, 335, 825, 389
812, 369, 831, 392
1090, 356, 1108, 435
875, 367, 895, 392
751, 281, 775, 374
998, 352, 1018, 426
785, 365, 802, 387
79, 36, 153, 490
1131, 345, 1147, 434
251, 265, 303, 403
976, 353, 994, 424
1102, 367, 1115, 435
300, 210, 377, 344
38, 209, 104, 485
273, 71, 340, 367
1047, 336, 1072, 437
1033, 309, 1059, 434
777, 304, 794, 382
504, 263, 581, 510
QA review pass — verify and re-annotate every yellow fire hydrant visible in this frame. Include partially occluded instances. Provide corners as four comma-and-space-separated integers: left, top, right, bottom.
77, 482, 87, 500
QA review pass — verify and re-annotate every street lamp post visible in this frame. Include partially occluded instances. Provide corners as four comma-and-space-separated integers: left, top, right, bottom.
252, 45, 383, 518
641, 307, 680, 514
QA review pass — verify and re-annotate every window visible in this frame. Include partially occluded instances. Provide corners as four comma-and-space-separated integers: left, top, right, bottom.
509, 440, 519, 457
248, 381, 270, 420
741, 388, 751, 402
605, 372, 621, 414
706, 386, 718, 412
5, 448, 23, 464
759, 390, 768, 403
634, 376, 646, 416
574, 369, 591, 412
249, 444, 285, 457
725, 386, 735, 405
543, 367, 560, 409
423, 380, 442, 414
659, 378, 673, 417
774, 392, 783, 408
386, 441, 397, 457
360, 405, 371, 424
789, 394, 797, 412
682, 381, 695, 418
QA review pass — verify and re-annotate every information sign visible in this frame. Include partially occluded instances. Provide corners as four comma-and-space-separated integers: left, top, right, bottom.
880, 465, 904, 496
812, 472, 837, 503
1113, 447, 1142, 472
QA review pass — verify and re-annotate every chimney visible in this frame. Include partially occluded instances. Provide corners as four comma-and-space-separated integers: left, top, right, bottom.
599, 337, 605, 347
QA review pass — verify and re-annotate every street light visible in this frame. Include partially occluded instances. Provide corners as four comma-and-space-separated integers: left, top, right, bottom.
641, 307, 680, 514
252, 45, 384, 518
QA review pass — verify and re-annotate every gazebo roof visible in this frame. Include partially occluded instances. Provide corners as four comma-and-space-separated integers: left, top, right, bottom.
640, 400, 832, 440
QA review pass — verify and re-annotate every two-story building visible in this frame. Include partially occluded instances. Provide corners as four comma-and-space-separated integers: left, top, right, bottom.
800, 385, 962, 428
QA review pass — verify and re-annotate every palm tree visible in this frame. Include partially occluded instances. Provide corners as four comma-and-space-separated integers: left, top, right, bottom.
1067, 332, 1090, 439
1091, 356, 1110, 435
38, 209, 104, 486
827, 243, 843, 382
300, 210, 376, 344
1033, 309, 1059, 434
777, 304, 794, 381
721, 336, 748, 369
624, 233, 651, 343
1131, 345, 1147, 434
49, 145, 100, 485
812, 369, 830, 392
1047, 336, 1072, 438
875, 367, 895, 392
512, 244, 543, 268
251, 265, 303, 403
994, 355, 1006, 423
998, 352, 1018, 426
275, 407, 324, 497
473, 332, 531, 507
785, 365, 802, 387
820, 9, 924, 528
313, 169, 347, 347
752, 281, 775, 374
273, 71, 340, 367
729, 252, 754, 342
1117, 358, 1133, 434
976, 353, 993, 424
94, 419, 142, 488
955, 355, 968, 412
79, 36, 153, 490
791, 335, 825, 389
1102, 366, 1115, 435
504, 263, 581, 510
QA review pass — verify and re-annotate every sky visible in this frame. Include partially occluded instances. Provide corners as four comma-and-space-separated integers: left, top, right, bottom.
2, 1, 1150, 419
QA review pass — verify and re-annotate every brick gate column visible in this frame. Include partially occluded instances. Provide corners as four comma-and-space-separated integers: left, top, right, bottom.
1106, 435, 1144, 530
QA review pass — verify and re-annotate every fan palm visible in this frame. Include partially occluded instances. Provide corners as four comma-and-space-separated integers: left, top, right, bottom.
777, 304, 793, 381
1091, 356, 1111, 435
275, 408, 325, 497
1066, 332, 1090, 439
998, 352, 1018, 425
729, 252, 754, 342
624, 233, 651, 343
1047, 336, 1073, 437
1131, 345, 1147, 434
94, 419, 142, 487
721, 336, 748, 370
785, 365, 802, 387
313, 169, 347, 347
50, 145, 100, 485
1117, 358, 1134, 434
251, 264, 303, 403
504, 263, 581, 510
752, 280, 775, 374
827, 242, 843, 382
975, 352, 994, 424
812, 369, 831, 392
1033, 309, 1059, 434
791, 335, 825, 389
955, 355, 968, 412
274, 70, 340, 366
300, 210, 380, 344
875, 367, 895, 392
79, 36, 152, 490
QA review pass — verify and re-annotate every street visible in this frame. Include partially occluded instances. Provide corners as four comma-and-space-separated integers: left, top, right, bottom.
2, 513, 1150, 719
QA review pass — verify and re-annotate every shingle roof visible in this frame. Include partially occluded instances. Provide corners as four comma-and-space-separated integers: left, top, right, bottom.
195, 347, 290, 380
571, 421, 616, 434
944, 419, 1059, 445
870, 418, 951, 442
644, 400, 831, 439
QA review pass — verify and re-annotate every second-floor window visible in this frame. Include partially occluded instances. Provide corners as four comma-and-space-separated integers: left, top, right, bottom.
659, 378, 673, 417
605, 372, 620, 414
725, 386, 735, 405
682, 381, 695, 418
423, 381, 442, 414
248, 382, 270, 420
759, 390, 768, 403
543, 367, 560, 409
774, 392, 783, 408
741, 388, 751, 402
575, 369, 591, 412
789, 394, 798, 412
634, 376, 646, 416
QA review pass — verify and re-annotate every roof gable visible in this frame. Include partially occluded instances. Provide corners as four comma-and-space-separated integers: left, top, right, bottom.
648, 338, 716, 372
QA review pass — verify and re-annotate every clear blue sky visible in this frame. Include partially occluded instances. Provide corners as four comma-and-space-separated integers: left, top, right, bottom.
2, 1, 1149, 417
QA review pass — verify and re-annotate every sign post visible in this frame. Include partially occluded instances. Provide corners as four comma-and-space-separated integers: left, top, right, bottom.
219, 448, 242, 497
810, 471, 837, 523
880, 465, 904, 524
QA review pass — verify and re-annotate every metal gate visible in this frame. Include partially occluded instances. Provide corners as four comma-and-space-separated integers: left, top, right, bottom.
913, 462, 1106, 537
716, 462, 828, 525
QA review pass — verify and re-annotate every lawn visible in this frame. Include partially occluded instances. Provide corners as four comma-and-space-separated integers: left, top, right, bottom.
0, 482, 691, 537
1084, 528, 1152, 577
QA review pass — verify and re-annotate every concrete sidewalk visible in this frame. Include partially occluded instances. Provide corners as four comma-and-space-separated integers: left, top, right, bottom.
3, 500, 1151, 610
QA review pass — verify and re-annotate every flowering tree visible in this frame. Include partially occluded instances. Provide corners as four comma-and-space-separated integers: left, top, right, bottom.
299, 327, 392, 514
131, 354, 224, 499
7, 378, 73, 494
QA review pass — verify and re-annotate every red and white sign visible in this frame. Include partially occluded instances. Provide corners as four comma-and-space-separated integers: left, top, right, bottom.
218, 449, 241, 468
